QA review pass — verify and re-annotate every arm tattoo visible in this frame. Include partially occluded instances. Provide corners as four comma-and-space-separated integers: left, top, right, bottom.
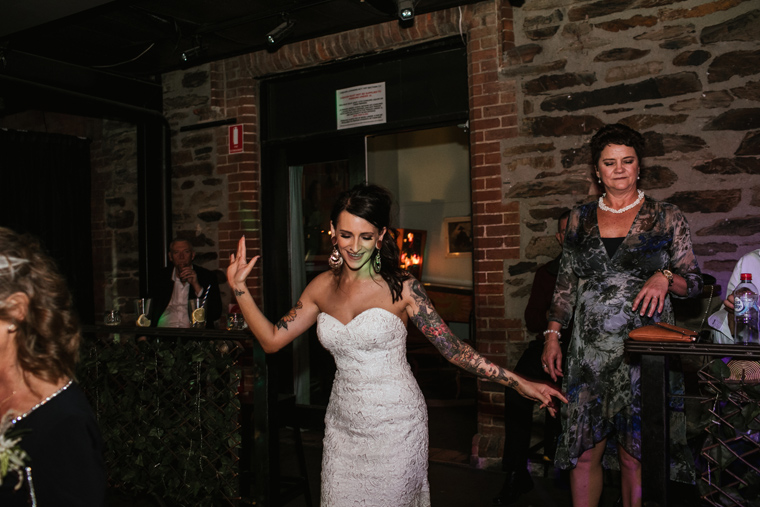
276, 300, 303, 330
409, 280, 512, 384
234, 289, 245, 296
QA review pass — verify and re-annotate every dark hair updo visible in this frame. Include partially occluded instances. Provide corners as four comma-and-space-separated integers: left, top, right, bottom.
330, 183, 410, 303
589, 123, 646, 167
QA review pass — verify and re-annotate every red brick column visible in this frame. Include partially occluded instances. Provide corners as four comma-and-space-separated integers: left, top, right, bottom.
468, 1, 520, 463
212, 59, 263, 306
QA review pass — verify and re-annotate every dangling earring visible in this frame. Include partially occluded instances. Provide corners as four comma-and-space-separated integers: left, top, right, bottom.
637, 173, 640, 180
328, 245, 343, 269
597, 178, 602, 184
373, 251, 382, 273
7, 323, 17, 332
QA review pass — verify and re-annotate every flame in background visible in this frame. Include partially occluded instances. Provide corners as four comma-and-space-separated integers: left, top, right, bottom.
399, 232, 422, 269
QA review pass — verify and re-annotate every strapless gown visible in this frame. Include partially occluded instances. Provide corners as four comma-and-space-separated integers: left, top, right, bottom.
317, 308, 431, 507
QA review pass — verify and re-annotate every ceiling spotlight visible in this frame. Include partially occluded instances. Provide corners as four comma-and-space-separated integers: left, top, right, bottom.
266, 17, 295, 46
397, 0, 414, 21
180, 36, 206, 65
180, 47, 201, 63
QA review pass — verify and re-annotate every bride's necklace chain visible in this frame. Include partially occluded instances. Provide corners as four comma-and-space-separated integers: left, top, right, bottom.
598, 189, 644, 214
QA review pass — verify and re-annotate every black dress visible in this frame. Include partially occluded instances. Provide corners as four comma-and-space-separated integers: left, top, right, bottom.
0, 381, 105, 506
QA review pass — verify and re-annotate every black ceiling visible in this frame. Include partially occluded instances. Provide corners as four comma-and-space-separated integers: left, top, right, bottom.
1, 0, 477, 80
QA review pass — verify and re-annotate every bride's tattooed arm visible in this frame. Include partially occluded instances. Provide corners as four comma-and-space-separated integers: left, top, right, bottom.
276, 300, 303, 330
408, 280, 518, 389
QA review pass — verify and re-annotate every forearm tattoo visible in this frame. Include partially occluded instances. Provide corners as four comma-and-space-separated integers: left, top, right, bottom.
408, 281, 517, 388
276, 300, 303, 330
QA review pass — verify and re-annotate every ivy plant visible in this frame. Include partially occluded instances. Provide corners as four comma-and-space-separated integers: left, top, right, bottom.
78, 336, 243, 506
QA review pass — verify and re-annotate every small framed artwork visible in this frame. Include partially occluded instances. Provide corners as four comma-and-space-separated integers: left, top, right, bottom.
444, 217, 472, 257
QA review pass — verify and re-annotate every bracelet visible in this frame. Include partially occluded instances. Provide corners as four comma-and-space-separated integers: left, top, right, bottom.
543, 329, 561, 340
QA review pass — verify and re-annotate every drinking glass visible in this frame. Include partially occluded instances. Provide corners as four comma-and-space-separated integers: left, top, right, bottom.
188, 298, 206, 328
227, 313, 244, 331
104, 308, 121, 326
134, 298, 152, 326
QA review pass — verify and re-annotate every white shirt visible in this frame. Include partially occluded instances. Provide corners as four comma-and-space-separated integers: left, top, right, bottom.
707, 249, 760, 343
157, 268, 192, 328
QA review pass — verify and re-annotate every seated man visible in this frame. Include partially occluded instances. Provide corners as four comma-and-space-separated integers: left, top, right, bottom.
708, 249, 760, 343
148, 239, 222, 329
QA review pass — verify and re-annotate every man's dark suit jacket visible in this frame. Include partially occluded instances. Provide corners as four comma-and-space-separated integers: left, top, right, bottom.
148, 265, 222, 329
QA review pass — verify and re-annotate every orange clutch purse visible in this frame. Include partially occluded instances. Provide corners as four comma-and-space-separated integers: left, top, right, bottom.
628, 322, 698, 343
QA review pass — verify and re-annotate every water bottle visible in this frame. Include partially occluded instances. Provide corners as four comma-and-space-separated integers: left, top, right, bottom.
734, 273, 759, 345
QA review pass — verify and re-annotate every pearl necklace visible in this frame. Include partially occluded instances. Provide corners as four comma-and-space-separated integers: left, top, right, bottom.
598, 189, 644, 214
11, 379, 73, 425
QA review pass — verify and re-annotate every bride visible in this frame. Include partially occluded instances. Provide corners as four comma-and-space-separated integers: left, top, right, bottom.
227, 183, 566, 507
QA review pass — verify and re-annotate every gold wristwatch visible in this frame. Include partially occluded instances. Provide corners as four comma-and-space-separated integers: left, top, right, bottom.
657, 269, 674, 286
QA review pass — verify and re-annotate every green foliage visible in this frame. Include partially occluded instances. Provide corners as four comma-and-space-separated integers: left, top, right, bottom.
78, 336, 243, 506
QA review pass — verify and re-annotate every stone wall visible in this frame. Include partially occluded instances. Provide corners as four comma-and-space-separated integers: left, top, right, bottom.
0, 112, 138, 318
501, 0, 760, 340
162, 68, 237, 311
91, 120, 139, 316
479, 0, 760, 463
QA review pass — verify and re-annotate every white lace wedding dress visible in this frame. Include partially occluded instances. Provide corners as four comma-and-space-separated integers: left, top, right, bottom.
317, 308, 431, 507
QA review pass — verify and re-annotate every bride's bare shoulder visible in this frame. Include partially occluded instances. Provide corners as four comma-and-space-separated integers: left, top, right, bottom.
303, 270, 338, 302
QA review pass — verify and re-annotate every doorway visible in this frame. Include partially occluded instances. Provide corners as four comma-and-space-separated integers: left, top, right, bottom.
279, 125, 476, 462
259, 38, 472, 457
281, 125, 474, 406
367, 125, 476, 463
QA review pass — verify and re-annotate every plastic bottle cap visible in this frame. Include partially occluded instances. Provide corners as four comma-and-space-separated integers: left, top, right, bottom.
741, 273, 753, 281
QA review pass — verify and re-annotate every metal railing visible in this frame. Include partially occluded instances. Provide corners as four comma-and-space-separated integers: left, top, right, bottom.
626, 340, 760, 507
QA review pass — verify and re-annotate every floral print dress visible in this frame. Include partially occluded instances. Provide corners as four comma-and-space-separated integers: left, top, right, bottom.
549, 196, 702, 482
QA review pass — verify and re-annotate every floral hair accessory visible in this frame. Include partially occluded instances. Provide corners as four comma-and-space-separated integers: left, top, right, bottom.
0, 410, 28, 490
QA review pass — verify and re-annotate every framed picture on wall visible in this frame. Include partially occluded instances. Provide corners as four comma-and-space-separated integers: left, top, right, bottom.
444, 217, 472, 257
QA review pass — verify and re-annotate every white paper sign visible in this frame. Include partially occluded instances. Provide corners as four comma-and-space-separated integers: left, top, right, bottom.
336, 82, 387, 130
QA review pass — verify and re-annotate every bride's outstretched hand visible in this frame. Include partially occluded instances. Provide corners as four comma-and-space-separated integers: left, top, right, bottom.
515, 378, 568, 417
227, 236, 259, 289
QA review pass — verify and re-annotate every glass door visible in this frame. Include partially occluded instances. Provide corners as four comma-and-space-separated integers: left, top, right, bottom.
290, 159, 353, 405
262, 135, 365, 406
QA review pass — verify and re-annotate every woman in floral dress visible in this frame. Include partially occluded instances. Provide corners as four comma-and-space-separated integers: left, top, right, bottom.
541, 124, 703, 507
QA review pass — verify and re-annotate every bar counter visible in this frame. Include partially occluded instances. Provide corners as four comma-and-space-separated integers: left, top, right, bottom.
82, 323, 256, 340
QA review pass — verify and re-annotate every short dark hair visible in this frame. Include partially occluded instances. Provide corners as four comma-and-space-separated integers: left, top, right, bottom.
169, 239, 194, 252
589, 123, 645, 167
0, 227, 80, 383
